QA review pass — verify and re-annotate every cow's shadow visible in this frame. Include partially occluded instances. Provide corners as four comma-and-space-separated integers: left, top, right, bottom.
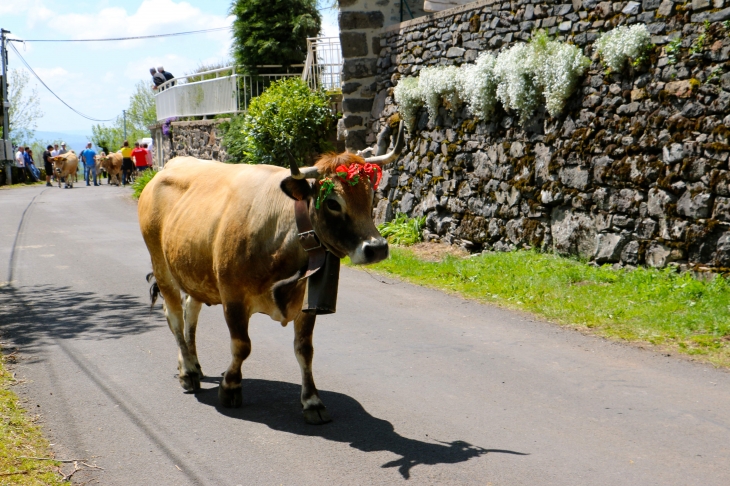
194, 378, 528, 479
0, 284, 158, 355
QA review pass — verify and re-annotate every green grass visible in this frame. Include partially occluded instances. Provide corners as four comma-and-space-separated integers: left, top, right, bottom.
362, 248, 730, 367
0, 348, 64, 484
132, 169, 157, 200
0, 181, 44, 191
378, 213, 426, 246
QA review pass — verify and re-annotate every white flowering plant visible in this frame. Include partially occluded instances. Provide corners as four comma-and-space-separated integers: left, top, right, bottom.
419, 65, 464, 121
530, 31, 591, 117
494, 31, 589, 122
494, 42, 540, 123
391, 29, 599, 129
595, 24, 652, 72
393, 76, 423, 131
460, 53, 499, 119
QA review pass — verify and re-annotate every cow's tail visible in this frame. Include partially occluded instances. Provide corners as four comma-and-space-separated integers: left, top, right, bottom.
146, 272, 162, 309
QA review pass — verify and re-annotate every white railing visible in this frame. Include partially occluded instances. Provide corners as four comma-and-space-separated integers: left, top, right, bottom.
155, 67, 237, 121
154, 38, 342, 121
303, 37, 342, 92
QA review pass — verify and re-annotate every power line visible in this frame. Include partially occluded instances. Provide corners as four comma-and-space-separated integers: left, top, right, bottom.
7, 42, 116, 122
9, 26, 231, 43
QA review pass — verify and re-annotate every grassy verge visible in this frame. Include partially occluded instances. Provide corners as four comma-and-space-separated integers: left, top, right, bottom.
132, 169, 156, 200
0, 181, 44, 191
0, 348, 64, 484
361, 248, 730, 367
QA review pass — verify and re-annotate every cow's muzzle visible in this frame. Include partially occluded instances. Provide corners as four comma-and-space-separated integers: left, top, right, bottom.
350, 237, 389, 265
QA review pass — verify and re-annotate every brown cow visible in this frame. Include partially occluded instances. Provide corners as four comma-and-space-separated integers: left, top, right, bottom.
138, 125, 404, 424
50, 151, 79, 189
97, 151, 123, 186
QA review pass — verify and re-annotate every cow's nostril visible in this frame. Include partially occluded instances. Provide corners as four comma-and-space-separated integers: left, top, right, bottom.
363, 240, 389, 263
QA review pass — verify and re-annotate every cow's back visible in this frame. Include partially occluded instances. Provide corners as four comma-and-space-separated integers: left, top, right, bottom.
110, 152, 123, 172
138, 157, 298, 306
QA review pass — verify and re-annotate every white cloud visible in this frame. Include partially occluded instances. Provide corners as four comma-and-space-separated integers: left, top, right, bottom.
44, 0, 233, 48
0, 0, 32, 15
25, 4, 54, 28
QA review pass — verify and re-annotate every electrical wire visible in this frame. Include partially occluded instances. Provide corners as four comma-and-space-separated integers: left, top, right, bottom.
8, 42, 116, 122
9, 26, 231, 43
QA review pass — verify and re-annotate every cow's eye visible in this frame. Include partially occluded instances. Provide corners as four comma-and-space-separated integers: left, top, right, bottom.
326, 199, 342, 212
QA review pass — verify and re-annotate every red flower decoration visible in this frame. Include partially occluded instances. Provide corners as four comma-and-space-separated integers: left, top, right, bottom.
332, 163, 381, 190
361, 163, 382, 191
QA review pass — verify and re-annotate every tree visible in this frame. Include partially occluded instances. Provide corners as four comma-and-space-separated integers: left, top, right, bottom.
0, 69, 44, 145
230, 0, 321, 73
91, 80, 155, 152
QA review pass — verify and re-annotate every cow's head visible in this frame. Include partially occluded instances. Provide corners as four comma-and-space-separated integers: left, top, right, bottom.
281, 122, 405, 265
50, 156, 65, 174
97, 152, 110, 169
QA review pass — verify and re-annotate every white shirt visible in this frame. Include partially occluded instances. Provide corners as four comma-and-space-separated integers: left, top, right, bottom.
15, 151, 25, 167
51, 149, 59, 157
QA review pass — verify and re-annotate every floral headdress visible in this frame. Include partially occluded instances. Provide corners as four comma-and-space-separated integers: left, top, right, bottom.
315, 163, 382, 209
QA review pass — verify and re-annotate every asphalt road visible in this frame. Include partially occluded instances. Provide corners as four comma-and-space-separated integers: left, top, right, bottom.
1, 184, 729, 485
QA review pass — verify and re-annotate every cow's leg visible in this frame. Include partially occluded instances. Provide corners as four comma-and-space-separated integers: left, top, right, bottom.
155, 274, 201, 392
294, 312, 331, 424
219, 301, 250, 408
182, 294, 203, 377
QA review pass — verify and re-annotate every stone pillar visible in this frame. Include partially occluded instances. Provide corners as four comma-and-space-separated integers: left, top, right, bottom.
338, 0, 426, 151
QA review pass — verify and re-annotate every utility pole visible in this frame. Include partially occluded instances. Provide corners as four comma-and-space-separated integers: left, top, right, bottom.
1, 28, 11, 185
123, 109, 127, 141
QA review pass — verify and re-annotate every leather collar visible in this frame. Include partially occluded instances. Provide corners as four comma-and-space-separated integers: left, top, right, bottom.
294, 199, 326, 280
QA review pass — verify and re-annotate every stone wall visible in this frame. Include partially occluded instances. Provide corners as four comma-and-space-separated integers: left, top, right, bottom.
338, 0, 428, 151
150, 119, 229, 167
365, 0, 730, 269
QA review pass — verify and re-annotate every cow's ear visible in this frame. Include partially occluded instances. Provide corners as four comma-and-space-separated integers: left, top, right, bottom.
280, 176, 313, 201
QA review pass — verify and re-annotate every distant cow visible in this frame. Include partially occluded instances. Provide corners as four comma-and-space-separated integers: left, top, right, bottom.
50, 151, 79, 189
138, 123, 404, 424
97, 151, 123, 186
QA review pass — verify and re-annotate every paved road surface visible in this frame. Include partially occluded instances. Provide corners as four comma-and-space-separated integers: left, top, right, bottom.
1, 184, 729, 485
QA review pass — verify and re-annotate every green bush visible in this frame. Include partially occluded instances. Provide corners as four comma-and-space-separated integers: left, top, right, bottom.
378, 213, 426, 246
132, 169, 156, 200
222, 77, 336, 166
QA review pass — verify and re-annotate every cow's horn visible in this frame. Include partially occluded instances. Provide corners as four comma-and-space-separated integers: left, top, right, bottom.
287, 150, 304, 180
364, 121, 405, 166
299, 166, 320, 179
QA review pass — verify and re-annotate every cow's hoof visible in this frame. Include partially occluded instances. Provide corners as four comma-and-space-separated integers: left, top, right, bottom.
218, 385, 243, 408
179, 372, 200, 392
195, 363, 204, 377
303, 406, 332, 425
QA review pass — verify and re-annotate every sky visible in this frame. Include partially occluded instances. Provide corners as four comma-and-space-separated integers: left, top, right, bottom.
2, 0, 340, 137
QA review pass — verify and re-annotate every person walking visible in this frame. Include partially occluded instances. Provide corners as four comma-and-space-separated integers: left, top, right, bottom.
143, 143, 153, 168
121, 140, 134, 185
131, 142, 149, 173
43, 145, 54, 186
79, 142, 98, 186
